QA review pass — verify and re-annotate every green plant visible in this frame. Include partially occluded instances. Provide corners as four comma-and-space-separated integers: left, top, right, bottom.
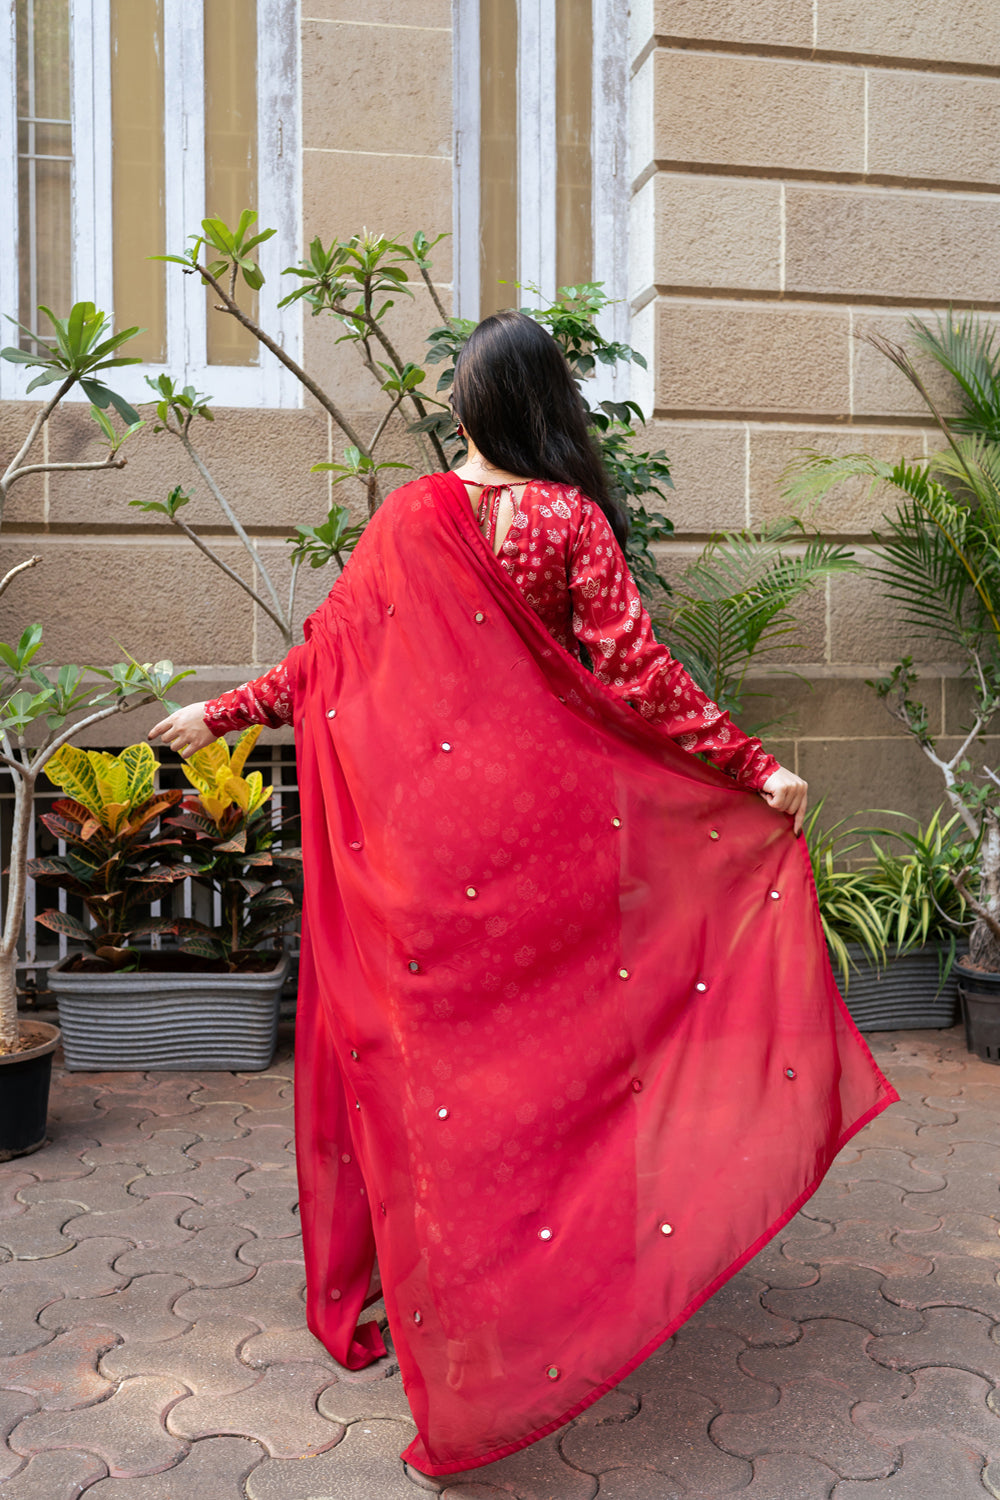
805, 806, 888, 986
31, 743, 190, 967
162, 726, 301, 967
0, 630, 190, 1050
862, 808, 972, 976
786, 312, 1000, 970
662, 520, 857, 725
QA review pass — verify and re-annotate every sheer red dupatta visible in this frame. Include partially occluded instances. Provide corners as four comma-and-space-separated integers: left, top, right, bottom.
291, 470, 898, 1475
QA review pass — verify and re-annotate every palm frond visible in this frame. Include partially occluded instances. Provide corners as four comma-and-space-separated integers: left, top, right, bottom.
908, 312, 1000, 444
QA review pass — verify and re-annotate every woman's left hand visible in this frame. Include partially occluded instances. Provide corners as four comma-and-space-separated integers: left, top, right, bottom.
760, 766, 808, 836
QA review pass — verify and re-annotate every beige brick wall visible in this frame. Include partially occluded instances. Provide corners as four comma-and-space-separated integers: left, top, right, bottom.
631, 0, 1000, 825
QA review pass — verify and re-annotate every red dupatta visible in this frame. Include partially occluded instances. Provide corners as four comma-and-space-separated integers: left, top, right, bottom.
291, 470, 897, 1476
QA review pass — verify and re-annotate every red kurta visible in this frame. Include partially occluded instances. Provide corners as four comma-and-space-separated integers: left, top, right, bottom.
206, 472, 896, 1476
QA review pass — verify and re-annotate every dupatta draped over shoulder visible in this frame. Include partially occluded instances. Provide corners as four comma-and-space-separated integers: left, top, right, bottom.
289, 471, 897, 1476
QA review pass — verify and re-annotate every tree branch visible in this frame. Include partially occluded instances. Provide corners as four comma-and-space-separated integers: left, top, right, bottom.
0, 555, 42, 601
0, 373, 76, 514
6, 457, 127, 490
419, 263, 449, 324
170, 515, 291, 644
951, 865, 1000, 943
194, 261, 368, 452
178, 430, 286, 626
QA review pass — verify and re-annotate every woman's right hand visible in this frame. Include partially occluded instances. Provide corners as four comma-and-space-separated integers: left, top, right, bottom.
148, 701, 217, 759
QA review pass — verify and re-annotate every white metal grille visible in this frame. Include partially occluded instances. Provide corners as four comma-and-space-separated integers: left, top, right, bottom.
0, 743, 301, 1005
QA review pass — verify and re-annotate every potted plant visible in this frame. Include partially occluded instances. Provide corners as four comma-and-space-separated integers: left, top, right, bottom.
788, 312, 1000, 1058
42, 729, 300, 1071
0, 636, 189, 1153
813, 807, 971, 1030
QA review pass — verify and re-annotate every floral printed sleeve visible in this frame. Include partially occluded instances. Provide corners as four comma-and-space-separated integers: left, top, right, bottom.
568, 500, 780, 791
204, 657, 298, 736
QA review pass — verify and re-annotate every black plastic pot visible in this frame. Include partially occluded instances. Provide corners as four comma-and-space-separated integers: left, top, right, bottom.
0, 1021, 60, 1161
956, 961, 1000, 1064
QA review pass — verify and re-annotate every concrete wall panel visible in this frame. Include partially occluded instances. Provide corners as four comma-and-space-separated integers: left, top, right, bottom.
816, 1, 1000, 69
868, 72, 1000, 186
655, 302, 849, 417
785, 186, 1000, 302
651, 51, 865, 174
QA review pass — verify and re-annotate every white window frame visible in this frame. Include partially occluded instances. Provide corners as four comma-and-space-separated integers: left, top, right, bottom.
0, 0, 302, 409
453, 0, 630, 400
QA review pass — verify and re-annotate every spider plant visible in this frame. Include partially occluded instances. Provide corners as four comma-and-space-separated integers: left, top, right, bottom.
661, 520, 857, 726
786, 313, 1000, 970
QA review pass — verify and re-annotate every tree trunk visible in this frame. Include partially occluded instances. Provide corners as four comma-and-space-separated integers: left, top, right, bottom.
0, 770, 34, 1053
0, 951, 20, 1052
969, 809, 1000, 971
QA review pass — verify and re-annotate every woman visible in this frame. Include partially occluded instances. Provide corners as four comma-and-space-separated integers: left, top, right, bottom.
150, 312, 896, 1478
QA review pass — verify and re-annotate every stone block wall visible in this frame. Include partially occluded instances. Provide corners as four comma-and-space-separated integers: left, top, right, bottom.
629, 0, 1000, 824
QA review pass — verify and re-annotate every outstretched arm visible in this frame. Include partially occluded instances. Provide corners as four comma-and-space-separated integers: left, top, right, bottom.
569, 501, 807, 831
149, 656, 300, 758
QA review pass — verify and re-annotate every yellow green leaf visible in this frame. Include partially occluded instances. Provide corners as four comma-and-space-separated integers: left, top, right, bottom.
230, 725, 262, 778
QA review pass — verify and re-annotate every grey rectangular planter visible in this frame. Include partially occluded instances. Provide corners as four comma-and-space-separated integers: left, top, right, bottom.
836, 943, 962, 1032
47, 954, 290, 1072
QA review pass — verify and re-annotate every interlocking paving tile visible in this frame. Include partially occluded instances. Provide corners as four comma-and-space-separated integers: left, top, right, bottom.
869, 1305, 1000, 1383
854, 1365, 1000, 1459
0, 1239, 132, 1300
829, 1147, 947, 1194
237, 1125, 296, 1163
833, 1433, 992, 1499
191, 1077, 291, 1112
249, 1419, 432, 1500
572, 1386, 641, 1426
139, 1103, 247, 1142
172, 1261, 306, 1330
240, 1327, 343, 1372
747, 1238, 822, 1291
15, 1146, 96, 1183
127, 1156, 252, 1206
9, 1375, 189, 1476
713, 1377, 897, 1480
440, 1484, 511, 1500
645, 1325, 778, 1414
180, 1167, 299, 1239
80, 1134, 201, 1173
0, 1201, 87, 1259
17, 1162, 147, 1213
562, 1382, 752, 1493
0, 1174, 37, 1219
39, 1272, 192, 1343
1, 1325, 117, 1408
99, 1315, 260, 1396
916, 1102, 1000, 1149
317, 1372, 414, 1425
0, 1446, 108, 1498
79, 1436, 266, 1497
683, 1271, 800, 1347
114, 1225, 256, 1288
236, 1234, 305, 1267
894, 1211, 1000, 1263
442, 1432, 602, 1499
763, 1265, 924, 1337
0, 1391, 39, 1480
808, 1179, 943, 1234
739, 1318, 911, 1401
881, 1252, 1000, 1319
588, 1469, 683, 1499
713, 1451, 842, 1497
86, 1106, 156, 1141
0, 1281, 62, 1355
167, 1360, 341, 1458
62, 1193, 199, 1250
781, 1219, 934, 1279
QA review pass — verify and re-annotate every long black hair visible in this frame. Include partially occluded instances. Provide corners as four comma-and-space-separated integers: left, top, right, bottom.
451, 310, 629, 548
